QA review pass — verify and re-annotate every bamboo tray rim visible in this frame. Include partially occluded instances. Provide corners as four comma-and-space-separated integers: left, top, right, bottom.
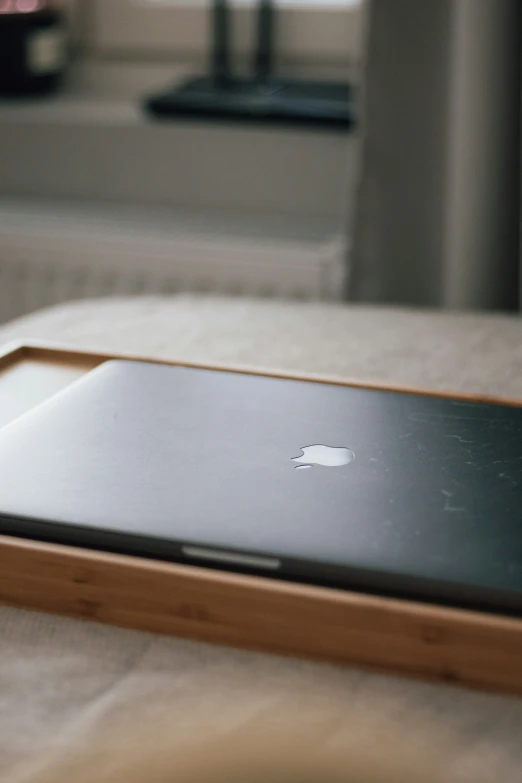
3, 338, 522, 408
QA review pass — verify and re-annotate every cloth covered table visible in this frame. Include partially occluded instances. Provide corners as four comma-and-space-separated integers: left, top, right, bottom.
0, 295, 521, 781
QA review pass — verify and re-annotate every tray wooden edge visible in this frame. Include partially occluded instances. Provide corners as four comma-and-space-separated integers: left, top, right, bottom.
1, 532, 521, 696
0, 340, 521, 697
10, 339, 522, 408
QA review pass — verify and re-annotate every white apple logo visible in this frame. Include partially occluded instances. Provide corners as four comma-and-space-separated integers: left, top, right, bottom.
292, 445, 355, 469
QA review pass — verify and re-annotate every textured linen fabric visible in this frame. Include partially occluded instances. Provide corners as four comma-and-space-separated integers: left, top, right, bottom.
0, 295, 521, 780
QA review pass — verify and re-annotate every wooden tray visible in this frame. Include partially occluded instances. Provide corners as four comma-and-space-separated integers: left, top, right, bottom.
0, 341, 521, 696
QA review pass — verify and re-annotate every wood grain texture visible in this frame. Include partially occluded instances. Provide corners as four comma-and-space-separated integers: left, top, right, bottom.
0, 341, 521, 696
0, 534, 521, 695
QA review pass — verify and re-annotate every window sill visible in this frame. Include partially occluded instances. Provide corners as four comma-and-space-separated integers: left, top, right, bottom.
0, 60, 356, 221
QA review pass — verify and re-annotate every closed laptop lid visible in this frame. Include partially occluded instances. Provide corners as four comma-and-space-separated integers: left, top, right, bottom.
0, 360, 521, 614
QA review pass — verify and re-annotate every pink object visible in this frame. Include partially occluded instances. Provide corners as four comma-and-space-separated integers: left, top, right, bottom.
0, 0, 46, 13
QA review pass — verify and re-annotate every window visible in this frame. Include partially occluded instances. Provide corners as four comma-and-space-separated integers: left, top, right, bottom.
85, 0, 363, 68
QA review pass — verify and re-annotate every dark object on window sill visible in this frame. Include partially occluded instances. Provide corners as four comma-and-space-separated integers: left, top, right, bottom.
143, 0, 354, 132
145, 76, 354, 132
0, 2, 67, 98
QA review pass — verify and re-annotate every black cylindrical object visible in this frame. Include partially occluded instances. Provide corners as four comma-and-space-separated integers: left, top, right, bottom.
0, 1, 67, 97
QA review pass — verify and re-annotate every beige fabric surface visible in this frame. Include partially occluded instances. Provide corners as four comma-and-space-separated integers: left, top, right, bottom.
0, 295, 522, 781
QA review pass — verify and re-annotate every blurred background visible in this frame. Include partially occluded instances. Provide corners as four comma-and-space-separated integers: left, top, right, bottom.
1, 8, 522, 780
0, 0, 520, 323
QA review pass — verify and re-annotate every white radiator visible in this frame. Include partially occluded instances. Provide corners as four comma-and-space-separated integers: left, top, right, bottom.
0, 199, 347, 324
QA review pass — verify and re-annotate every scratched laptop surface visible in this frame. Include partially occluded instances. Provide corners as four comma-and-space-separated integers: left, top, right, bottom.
0, 359, 520, 615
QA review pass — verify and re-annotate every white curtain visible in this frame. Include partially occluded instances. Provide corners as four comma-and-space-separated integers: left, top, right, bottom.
349, 0, 521, 310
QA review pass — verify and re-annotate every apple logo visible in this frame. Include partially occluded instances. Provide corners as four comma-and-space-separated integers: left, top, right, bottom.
292, 445, 355, 469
